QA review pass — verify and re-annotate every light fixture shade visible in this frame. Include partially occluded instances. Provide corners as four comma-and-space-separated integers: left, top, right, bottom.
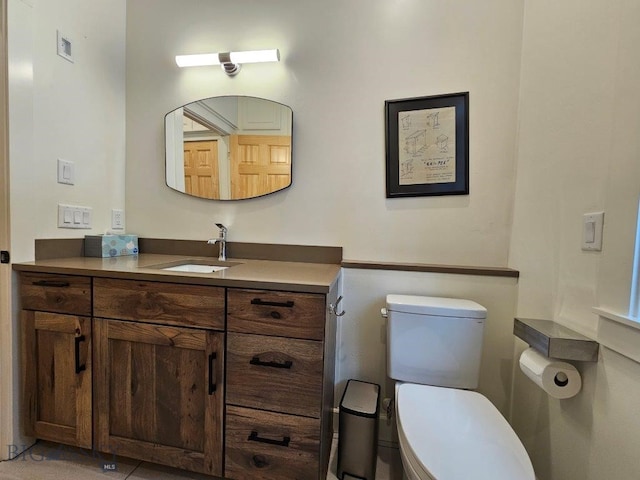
175, 49, 280, 69
175, 53, 220, 67
229, 49, 280, 64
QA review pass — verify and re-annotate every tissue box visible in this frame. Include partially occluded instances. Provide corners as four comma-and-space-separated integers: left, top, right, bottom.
84, 235, 139, 258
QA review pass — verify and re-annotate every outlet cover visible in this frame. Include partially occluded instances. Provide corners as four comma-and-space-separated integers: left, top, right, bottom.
111, 209, 125, 230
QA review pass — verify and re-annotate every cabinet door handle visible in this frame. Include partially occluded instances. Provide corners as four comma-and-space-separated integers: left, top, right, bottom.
248, 430, 291, 447
250, 356, 293, 369
208, 352, 217, 394
250, 298, 294, 308
74, 335, 86, 374
32, 280, 70, 288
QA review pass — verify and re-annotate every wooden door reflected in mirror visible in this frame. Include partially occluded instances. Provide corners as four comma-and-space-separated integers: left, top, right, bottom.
165, 96, 292, 200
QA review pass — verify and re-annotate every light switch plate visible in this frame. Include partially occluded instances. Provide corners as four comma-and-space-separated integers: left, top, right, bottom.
58, 204, 91, 229
582, 211, 604, 251
57, 159, 74, 185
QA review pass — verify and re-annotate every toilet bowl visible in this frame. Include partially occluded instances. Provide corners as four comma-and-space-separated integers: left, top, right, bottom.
395, 383, 534, 480
384, 295, 535, 480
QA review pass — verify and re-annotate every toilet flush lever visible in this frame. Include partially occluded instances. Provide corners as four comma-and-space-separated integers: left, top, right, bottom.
329, 296, 346, 316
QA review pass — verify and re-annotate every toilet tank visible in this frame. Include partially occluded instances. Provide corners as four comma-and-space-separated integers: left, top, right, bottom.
385, 294, 487, 389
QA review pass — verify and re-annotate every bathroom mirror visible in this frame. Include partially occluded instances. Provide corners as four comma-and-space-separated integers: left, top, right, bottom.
165, 96, 292, 200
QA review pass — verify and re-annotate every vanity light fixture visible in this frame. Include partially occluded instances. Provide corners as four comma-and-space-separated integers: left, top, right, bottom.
175, 48, 280, 76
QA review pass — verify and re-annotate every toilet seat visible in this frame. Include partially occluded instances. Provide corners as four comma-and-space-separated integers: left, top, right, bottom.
396, 383, 535, 480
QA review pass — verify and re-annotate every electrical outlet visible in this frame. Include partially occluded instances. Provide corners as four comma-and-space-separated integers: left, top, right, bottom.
111, 209, 125, 230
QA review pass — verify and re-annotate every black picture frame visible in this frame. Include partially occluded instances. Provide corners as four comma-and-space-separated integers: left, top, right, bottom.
385, 92, 469, 198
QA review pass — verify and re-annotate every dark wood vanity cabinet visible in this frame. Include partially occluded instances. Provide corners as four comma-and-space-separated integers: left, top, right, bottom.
20, 273, 93, 449
225, 288, 336, 480
92, 278, 225, 476
19, 271, 337, 480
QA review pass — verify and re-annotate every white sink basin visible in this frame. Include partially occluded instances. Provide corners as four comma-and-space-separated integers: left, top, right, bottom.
161, 264, 229, 273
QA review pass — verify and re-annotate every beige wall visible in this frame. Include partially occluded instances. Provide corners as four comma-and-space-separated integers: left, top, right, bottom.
9, 0, 126, 263
509, 1, 640, 478
3, 0, 126, 458
125, 0, 524, 266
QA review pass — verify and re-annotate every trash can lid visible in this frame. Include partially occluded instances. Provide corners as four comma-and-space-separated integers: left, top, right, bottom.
340, 380, 380, 417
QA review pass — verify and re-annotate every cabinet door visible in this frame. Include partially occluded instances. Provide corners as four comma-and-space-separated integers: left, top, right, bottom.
22, 311, 92, 448
94, 318, 224, 477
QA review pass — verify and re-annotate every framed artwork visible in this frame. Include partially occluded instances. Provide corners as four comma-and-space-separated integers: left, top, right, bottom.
385, 92, 469, 198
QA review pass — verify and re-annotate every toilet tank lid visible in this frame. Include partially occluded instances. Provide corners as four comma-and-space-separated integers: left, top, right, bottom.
386, 294, 487, 319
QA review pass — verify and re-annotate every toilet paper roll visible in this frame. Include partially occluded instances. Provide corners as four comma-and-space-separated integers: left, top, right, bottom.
519, 347, 582, 399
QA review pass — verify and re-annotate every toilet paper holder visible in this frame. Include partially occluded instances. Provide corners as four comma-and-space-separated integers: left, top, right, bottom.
513, 317, 599, 362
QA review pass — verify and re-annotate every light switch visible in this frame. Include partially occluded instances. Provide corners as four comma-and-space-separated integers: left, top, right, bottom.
582, 212, 604, 251
584, 221, 596, 243
58, 204, 92, 229
57, 159, 74, 185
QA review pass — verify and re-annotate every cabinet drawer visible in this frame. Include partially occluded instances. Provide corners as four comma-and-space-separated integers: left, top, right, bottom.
20, 273, 91, 316
93, 278, 224, 330
227, 332, 323, 418
225, 405, 320, 480
227, 289, 325, 340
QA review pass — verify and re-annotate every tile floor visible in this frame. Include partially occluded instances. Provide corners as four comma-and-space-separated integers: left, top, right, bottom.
0, 438, 404, 480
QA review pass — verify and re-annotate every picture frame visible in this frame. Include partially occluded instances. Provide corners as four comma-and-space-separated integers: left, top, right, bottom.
385, 92, 469, 198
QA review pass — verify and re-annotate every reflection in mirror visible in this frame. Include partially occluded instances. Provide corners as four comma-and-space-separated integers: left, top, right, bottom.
165, 96, 292, 200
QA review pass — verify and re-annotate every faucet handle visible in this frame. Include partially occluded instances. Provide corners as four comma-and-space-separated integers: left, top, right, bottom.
215, 223, 227, 233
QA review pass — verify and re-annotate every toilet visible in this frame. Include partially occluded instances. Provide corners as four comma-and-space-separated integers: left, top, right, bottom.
384, 294, 535, 480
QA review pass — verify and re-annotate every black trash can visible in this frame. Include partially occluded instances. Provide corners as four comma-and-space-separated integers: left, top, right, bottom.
337, 379, 380, 480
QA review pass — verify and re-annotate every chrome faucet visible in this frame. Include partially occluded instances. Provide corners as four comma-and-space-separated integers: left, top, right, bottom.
207, 223, 228, 261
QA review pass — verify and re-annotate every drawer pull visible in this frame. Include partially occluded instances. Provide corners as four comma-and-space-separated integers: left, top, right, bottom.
74, 335, 87, 374
32, 280, 71, 288
250, 356, 293, 369
248, 430, 291, 448
251, 298, 295, 308
208, 352, 218, 394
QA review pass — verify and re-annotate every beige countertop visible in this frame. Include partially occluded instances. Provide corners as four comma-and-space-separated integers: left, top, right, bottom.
13, 254, 341, 294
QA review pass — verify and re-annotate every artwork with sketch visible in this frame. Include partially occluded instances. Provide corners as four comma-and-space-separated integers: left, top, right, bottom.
398, 106, 456, 185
